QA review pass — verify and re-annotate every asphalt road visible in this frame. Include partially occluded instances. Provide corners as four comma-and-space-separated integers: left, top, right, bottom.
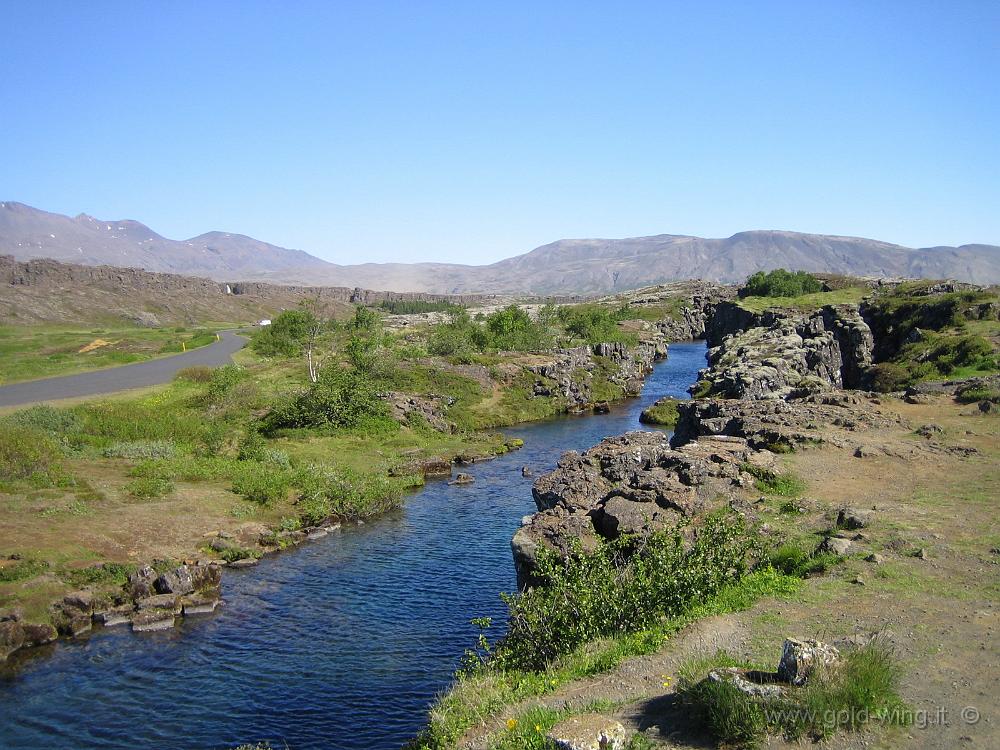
0, 331, 247, 408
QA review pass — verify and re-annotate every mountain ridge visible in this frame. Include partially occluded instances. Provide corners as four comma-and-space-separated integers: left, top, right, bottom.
3, 200, 998, 294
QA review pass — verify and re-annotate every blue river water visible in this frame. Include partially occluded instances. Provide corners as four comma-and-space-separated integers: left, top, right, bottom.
0, 342, 707, 750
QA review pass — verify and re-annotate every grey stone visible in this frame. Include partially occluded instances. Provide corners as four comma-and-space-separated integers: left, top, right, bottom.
154, 565, 195, 596
708, 667, 787, 699
837, 507, 874, 530
777, 638, 840, 686
547, 713, 627, 750
818, 536, 854, 556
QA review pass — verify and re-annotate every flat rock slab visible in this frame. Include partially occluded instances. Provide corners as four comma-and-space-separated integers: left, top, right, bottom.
132, 611, 176, 633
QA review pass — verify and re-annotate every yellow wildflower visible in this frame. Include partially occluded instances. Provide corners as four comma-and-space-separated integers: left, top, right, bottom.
506, 718, 518, 731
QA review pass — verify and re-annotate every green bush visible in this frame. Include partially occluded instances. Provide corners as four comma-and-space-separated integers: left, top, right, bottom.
3, 405, 80, 434
0, 557, 50, 583
251, 309, 318, 357
955, 384, 1000, 404
261, 366, 395, 433
59, 562, 137, 588
231, 463, 291, 504
638, 398, 681, 426
556, 304, 637, 345
493, 514, 763, 671
77, 402, 204, 443
741, 269, 823, 298
769, 542, 841, 577
0, 426, 64, 484
104, 440, 177, 460
869, 362, 910, 392
294, 465, 403, 523
208, 364, 248, 398
427, 306, 552, 356
377, 300, 462, 315
743, 465, 806, 496
125, 476, 175, 498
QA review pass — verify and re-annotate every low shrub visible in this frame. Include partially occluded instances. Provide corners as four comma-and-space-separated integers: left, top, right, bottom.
208, 364, 249, 399
260, 366, 396, 433
955, 383, 1000, 404
493, 514, 763, 671
769, 542, 841, 577
377, 300, 463, 315
0, 557, 50, 583
174, 365, 214, 383
556, 304, 637, 345
638, 398, 680, 426
294, 465, 403, 523
104, 440, 177, 460
58, 562, 137, 588
231, 463, 291, 505
3, 404, 80, 434
125, 476, 175, 498
0, 426, 65, 485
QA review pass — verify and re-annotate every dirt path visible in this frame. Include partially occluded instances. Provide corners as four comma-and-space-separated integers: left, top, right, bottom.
458, 394, 1000, 749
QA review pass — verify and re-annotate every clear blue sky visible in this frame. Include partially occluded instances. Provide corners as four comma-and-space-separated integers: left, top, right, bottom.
3, 1, 998, 264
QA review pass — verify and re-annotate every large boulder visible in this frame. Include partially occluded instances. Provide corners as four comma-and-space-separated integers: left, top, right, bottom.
127, 565, 158, 600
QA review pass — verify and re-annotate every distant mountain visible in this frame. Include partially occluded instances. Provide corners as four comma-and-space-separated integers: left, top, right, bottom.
3, 201, 999, 294
0, 201, 331, 279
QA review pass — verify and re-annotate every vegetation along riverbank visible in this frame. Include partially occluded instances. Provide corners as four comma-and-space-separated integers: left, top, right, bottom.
2, 270, 998, 750
408, 271, 1000, 750
1, 283, 705, 665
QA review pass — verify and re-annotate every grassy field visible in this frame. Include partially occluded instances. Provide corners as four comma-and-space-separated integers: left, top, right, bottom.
736, 287, 869, 313
0, 324, 230, 385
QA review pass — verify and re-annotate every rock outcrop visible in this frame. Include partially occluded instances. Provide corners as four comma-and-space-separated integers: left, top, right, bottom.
525, 340, 665, 412
694, 303, 875, 399
671, 391, 901, 451
512, 431, 775, 585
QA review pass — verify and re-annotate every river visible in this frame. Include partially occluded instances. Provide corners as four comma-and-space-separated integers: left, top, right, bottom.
0, 342, 707, 750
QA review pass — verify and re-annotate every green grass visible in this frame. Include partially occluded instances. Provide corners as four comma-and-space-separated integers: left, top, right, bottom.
743, 464, 806, 496
0, 324, 220, 385
639, 397, 681, 426
409, 567, 800, 749
736, 288, 867, 314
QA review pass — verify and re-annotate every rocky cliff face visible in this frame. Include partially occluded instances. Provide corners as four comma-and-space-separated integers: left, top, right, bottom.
693, 303, 875, 399
0, 255, 488, 325
524, 339, 667, 412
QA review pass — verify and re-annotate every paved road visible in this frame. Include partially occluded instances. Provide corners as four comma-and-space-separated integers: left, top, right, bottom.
0, 331, 247, 408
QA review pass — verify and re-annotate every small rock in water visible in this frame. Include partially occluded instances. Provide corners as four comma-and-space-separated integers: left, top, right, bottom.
449, 472, 475, 485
